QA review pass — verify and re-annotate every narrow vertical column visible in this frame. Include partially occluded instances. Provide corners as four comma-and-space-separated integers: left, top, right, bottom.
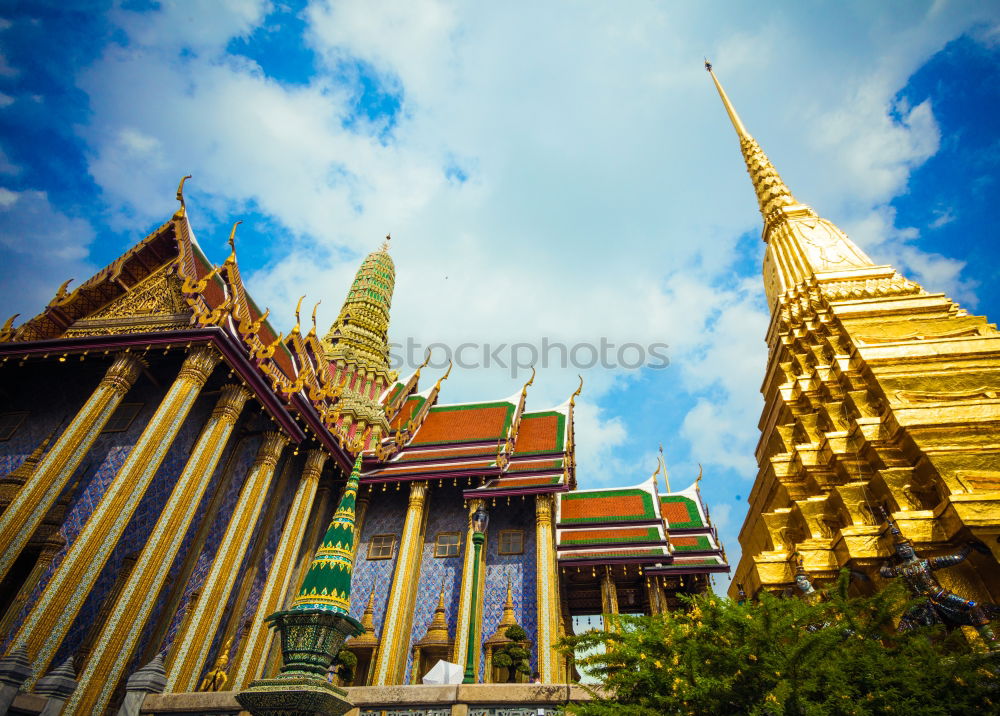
164, 430, 289, 693
452, 498, 485, 676
0, 352, 142, 581
10, 346, 219, 682
535, 494, 561, 682
600, 567, 620, 618
370, 481, 428, 685
61, 384, 251, 715
230, 449, 328, 689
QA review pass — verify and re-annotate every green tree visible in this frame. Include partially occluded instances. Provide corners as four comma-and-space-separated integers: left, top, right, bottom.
493, 625, 532, 683
332, 648, 357, 684
558, 572, 998, 716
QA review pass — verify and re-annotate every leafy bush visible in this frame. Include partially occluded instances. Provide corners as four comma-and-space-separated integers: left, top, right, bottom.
558, 572, 998, 716
494, 625, 532, 682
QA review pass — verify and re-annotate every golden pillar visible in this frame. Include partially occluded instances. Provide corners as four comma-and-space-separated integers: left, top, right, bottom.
600, 567, 619, 619
371, 481, 428, 685
452, 498, 486, 680
0, 352, 142, 582
230, 448, 328, 689
61, 384, 250, 715
535, 494, 561, 682
164, 430, 289, 692
10, 346, 219, 682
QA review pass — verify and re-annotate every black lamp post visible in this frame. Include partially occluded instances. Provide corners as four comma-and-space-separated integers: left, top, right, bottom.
463, 505, 489, 683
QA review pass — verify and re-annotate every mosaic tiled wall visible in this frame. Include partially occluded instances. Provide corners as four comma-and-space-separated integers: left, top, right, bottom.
479, 497, 537, 680
48, 381, 216, 665
403, 485, 466, 683
349, 487, 408, 639
0, 364, 93, 476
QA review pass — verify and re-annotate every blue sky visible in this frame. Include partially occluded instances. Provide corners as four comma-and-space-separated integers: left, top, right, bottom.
1, 2, 998, 593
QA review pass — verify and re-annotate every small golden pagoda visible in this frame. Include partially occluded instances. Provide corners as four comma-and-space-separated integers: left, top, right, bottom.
706, 63, 1000, 604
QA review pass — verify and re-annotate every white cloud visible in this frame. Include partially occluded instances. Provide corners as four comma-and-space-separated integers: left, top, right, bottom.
0, 190, 97, 319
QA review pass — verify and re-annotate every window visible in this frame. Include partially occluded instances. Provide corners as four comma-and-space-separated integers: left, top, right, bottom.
434, 532, 461, 558
0, 412, 28, 441
498, 530, 524, 555
101, 403, 144, 434
367, 534, 396, 560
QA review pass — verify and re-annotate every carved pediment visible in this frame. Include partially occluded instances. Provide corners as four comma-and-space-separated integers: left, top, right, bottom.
64, 263, 192, 337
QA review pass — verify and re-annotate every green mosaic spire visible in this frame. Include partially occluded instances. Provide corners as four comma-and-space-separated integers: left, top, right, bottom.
291, 454, 361, 614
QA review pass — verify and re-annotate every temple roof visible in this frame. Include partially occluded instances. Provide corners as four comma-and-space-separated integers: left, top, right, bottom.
555, 472, 728, 574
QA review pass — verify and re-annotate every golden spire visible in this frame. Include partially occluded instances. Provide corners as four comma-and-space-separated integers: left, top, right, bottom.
706, 60, 879, 306
704, 60, 797, 220
350, 583, 380, 647
499, 576, 517, 628
415, 580, 452, 647
175, 175, 192, 217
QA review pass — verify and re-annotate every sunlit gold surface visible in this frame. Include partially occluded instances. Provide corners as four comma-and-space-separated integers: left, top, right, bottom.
708, 65, 1000, 602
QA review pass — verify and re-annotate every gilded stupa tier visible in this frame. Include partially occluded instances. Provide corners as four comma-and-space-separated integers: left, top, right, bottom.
321, 239, 396, 446
707, 63, 1000, 605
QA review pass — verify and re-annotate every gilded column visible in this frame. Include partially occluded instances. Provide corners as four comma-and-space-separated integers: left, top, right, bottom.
0, 352, 142, 582
370, 481, 428, 685
9, 346, 219, 682
600, 567, 619, 618
230, 449, 328, 689
61, 384, 250, 715
535, 494, 561, 682
164, 430, 289, 692
452, 498, 485, 678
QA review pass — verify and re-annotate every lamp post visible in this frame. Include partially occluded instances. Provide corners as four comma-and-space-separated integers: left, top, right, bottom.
462, 505, 489, 684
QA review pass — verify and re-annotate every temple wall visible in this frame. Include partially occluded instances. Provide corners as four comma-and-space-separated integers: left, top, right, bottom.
479, 497, 538, 679
0, 364, 93, 475
349, 488, 408, 640
403, 485, 465, 683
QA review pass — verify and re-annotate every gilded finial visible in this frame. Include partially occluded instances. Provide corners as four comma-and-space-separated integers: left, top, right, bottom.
570, 374, 583, 407
520, 365, 535, 398
695, 463, 703, 487
433, 359, 453, 390
175, 175, 192, 215
660, 444, 671, 492
0, 313, 19, 341
309, 301, 321, 336
380, 233, 391, 252
414, 348, 432, 380
293, 295, 305, 334
227, 221, 242, 256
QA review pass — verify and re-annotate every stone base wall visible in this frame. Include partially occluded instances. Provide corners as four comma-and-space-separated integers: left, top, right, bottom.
127, 684, 595, 716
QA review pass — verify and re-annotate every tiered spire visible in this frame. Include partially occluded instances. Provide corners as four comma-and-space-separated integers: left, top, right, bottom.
705, 60, 798, 220
291, 455, 362, 613
321, 238, 397, 448
322, 237, 395, 374
705, 61, 883, 306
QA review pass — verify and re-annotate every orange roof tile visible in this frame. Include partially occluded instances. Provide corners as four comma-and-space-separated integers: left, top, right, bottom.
410, 402, 514, 445
513, 412, 565, 454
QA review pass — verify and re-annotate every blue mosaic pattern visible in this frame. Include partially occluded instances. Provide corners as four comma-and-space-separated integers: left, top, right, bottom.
0, 363, 98, 476
49, 384, 214, 664
479, 497, 537, 680
160, 430, 264, 652
0, 379, 165, 655
403, 486, 465, 683
348, 487, 408, 639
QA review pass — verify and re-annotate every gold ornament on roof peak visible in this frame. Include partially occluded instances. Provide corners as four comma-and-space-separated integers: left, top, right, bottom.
705, 61, 797, 219
175, 174, 192, 216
